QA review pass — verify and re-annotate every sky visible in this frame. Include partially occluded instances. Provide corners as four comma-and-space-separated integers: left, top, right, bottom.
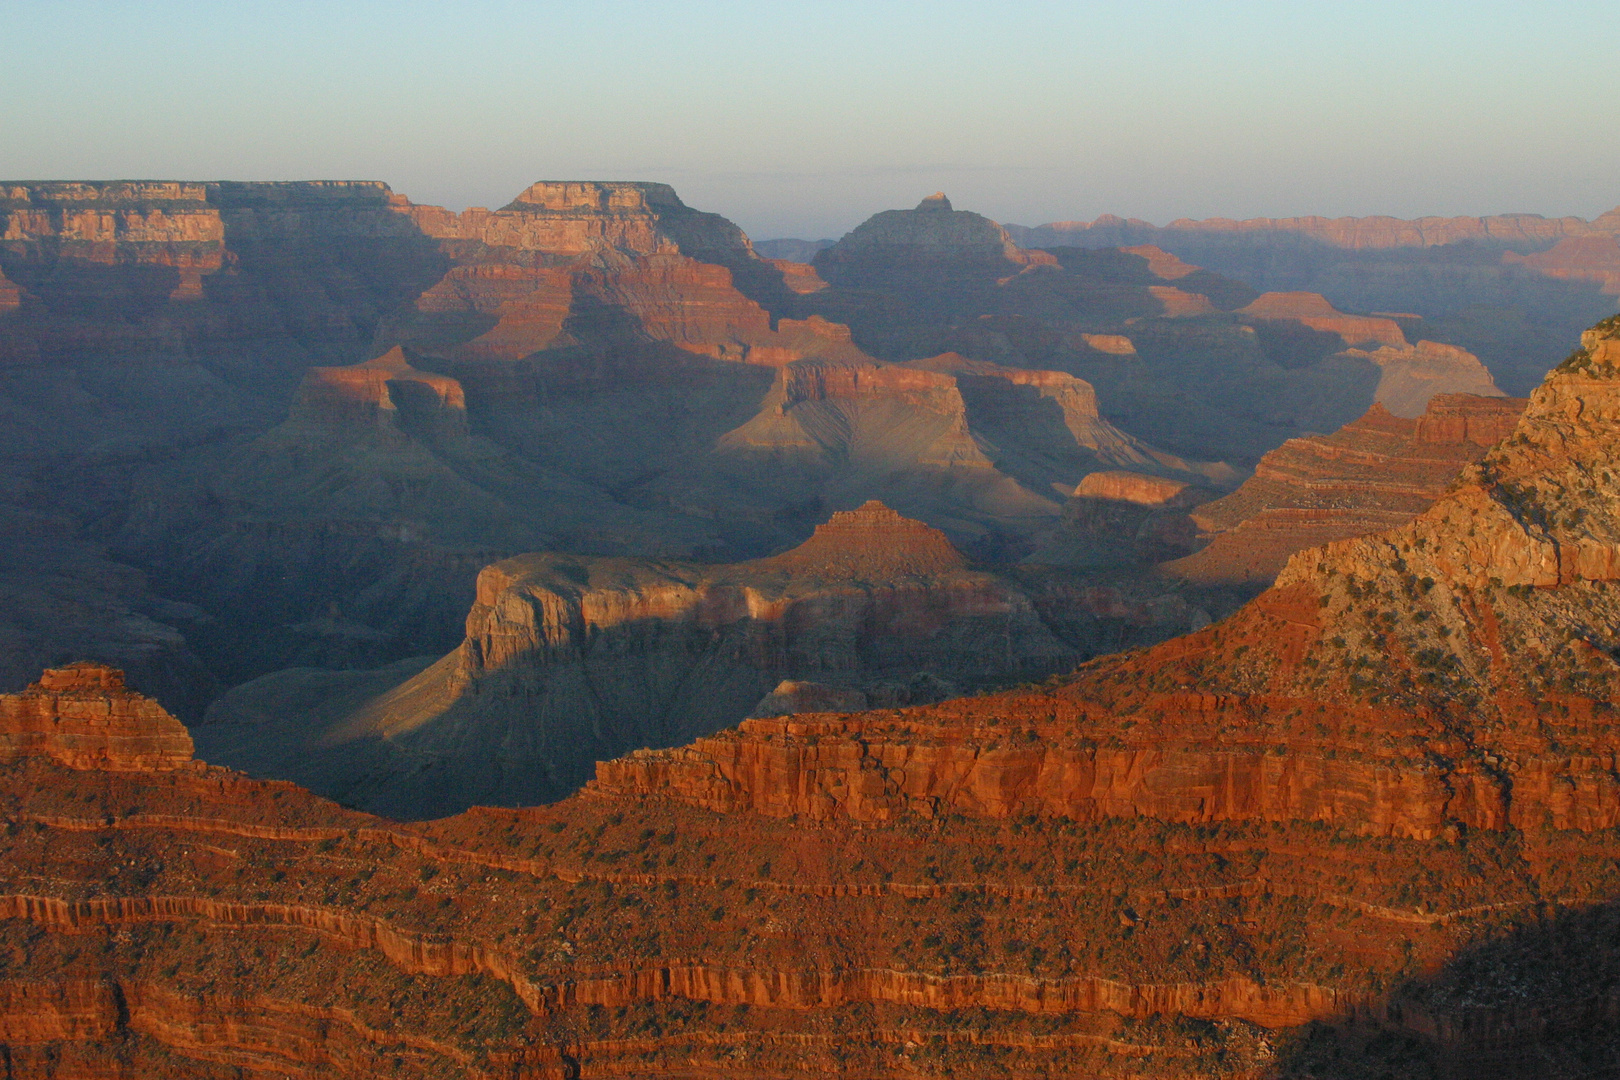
3, 1, 1617, 240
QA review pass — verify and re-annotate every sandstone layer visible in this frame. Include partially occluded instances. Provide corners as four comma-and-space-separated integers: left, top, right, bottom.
1167, 392, 1527, 584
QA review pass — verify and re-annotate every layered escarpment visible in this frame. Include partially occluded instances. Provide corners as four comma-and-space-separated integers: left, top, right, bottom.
1167, 392, 1528, 584
1008, 208, 1620, 254
0, 663, 192, 770
198, 502, 1211, 817
4, 646, 1619, 1077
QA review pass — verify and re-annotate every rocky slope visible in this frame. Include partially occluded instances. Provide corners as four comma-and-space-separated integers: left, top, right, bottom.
1166, 392, 1527, 584
197, 502, 1213, 817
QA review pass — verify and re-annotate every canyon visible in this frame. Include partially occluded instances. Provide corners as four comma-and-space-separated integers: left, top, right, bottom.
4, 175, 1620, 1076
6, 314, 1620, 1073
2, 178, 1509, 721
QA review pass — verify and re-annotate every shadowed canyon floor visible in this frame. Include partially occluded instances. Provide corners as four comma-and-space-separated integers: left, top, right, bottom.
4, 319, 1620, 1076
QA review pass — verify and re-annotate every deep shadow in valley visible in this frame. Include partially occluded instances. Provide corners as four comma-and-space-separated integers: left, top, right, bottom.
1273, 897, 1620, 1079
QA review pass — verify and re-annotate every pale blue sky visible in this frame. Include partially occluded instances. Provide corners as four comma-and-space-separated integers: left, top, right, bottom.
3, 1, 1616, 238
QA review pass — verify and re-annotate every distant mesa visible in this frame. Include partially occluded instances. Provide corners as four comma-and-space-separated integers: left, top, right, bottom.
1073, 470, 1202, 507
814, 192, 1042, 275
1239, 291, 1407, 348
1079, 333, 1136, 355
501, 179, 685, 214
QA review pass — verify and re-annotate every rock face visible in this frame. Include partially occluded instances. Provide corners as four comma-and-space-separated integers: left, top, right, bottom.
1167, 392, 1528, 584
197, 501, 1213, 817
0, 663, 192, 770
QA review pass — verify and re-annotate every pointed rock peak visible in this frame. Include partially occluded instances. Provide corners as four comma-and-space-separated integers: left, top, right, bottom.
917, 192, 953, 212
2, 664, 194, 772
762, 501, 968, 579
358, 345, 415, 371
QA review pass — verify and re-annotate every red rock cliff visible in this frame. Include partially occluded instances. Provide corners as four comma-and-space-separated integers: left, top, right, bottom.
0, 663, 192, 771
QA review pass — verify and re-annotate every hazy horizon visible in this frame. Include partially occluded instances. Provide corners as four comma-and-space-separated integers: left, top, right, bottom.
4, 0, 1616, 239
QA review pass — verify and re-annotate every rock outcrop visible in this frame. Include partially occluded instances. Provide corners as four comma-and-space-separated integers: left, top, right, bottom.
1167, 392, 1527, 584
1238, 291, 1408, 348
1349, 338, 1506, 417
0, 663, 192, 770
197, 502, 1211, 817
1029, 470, 1219, 569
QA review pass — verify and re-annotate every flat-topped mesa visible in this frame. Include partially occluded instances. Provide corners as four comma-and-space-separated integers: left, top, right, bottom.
290, 346, 466, 436
407, 180, 758, 264
1239, 291, 1407, 347
1074, 470, 1201, 507
0, 663, 193, 771
502, 180, 685, 214
761, 501, 968, 578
